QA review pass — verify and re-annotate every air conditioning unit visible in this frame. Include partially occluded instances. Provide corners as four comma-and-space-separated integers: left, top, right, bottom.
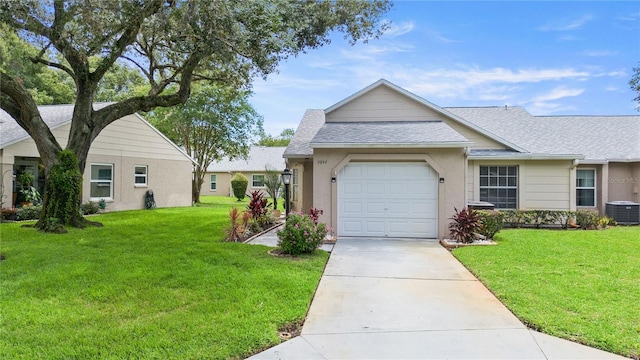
605, 201, 640, 225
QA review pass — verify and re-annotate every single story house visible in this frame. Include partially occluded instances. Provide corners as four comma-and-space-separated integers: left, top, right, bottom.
1, 104, 194, 211
200, 146, 286, 197
284, 79, 640, 239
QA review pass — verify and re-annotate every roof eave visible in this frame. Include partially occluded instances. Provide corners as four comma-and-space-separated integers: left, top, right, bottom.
469, 153, 585, 161
310, 142, 472, 149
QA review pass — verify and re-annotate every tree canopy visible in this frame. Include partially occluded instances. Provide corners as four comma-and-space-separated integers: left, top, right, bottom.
0, 0, 391, 231
630, 63, 640, 111
256, 128, 296, 147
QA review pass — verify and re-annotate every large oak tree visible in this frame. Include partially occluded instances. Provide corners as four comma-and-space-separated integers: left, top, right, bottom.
0, 0, 391, 231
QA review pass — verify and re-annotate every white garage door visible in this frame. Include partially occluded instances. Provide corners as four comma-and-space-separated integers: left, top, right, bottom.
338, 162, 438, 238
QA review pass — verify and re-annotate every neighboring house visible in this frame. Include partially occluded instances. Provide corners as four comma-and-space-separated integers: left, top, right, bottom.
201, 146, 286, 197
0, 104, 194, 211
285, 79, 640, 239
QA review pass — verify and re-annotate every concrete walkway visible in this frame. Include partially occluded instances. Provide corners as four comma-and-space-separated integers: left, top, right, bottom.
249, 238, 626, 359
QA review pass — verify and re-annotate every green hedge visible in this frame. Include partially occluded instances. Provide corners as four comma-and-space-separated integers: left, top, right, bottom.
499, 209, 613, 230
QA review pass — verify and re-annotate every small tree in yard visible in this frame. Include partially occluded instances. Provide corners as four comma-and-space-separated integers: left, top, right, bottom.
263, 167, 282, 209
0, 0, 391, 232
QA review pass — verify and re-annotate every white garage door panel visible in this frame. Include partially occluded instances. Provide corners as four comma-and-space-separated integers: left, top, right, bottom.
338, 162, 438, 238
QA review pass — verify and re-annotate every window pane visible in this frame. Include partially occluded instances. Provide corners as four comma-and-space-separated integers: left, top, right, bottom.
135, 166, 146, 175
210, 174, 217, 190
252, 175, 265, 187
577, 189, 595, 207
91, 165, 112, 180
90, 182, 111, 198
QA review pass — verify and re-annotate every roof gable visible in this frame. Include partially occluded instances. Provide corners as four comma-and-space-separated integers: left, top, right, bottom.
324, 79, 526, 152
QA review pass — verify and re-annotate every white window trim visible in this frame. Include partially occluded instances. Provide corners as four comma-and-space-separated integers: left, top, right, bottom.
210, 174, 217, 191
576, 168, 597, 208
252, 174, 265, 188
479, 165, 519, 209
90, 163, 114, 201
134, 165, 148, 187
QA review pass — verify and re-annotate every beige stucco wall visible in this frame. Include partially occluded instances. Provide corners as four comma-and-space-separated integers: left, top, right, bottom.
311, 148, 467, 240
83, 154, 192, 211
607, 162, 640, 204
2, 114, 192, 210
284, 158, 314, 213
468, 160, 575, 211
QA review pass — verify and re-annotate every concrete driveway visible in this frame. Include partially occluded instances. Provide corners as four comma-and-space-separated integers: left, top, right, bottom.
249, 238, 625, 359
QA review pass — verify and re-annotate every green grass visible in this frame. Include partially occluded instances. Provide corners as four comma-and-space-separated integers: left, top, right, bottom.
0, 198, 328, 359
197, 195, 286, 212
452, 227, 640, 358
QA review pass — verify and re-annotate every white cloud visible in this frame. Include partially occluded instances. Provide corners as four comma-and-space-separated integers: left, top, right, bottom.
538, 15, 594, 31
531, 86, 584, 102
580, 50, 619, 57
383, 21, 415, 37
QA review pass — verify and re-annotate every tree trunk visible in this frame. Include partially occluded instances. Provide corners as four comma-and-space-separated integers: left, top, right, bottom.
192, 178, 201, 203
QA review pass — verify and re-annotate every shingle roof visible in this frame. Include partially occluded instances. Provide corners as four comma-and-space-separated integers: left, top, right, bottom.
445, 107, 640, 161
1, 103, 110, 148
283, 109, 325, 157
310, 121, 470, 147
207, 146, 286, 172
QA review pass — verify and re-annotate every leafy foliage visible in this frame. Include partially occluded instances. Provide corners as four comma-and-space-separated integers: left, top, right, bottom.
630, 62, 640, 111
263, 167, 282, 209
225, 207, 245, 242
449, 207, 481, 243
247, 191, 268, 220
308, 208, 324, 225
575, 209, 602, 230
39, 150, 84, 231
256, 128, 295, 146
80, 201, 100, 215
476, 210, 504, 239
16, 204, 42, 221
230, 173, 248, 201
277, 212, 328, 255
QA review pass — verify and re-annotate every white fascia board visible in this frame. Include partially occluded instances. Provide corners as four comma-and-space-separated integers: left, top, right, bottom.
310, 142, 472, 149
469, 153, 585, 161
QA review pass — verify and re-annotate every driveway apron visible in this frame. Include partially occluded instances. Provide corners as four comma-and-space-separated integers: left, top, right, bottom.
249, 238, 625, 359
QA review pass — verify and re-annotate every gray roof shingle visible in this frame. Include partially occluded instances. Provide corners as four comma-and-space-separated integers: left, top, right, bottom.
445, 107, 640, 161
310, 121, 470, 147
1, 103, 111, 148
207, 146, 286, 172
283, 109, 325, 157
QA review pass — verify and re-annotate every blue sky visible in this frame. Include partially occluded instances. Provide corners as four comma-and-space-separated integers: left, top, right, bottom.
251, 1, 640, 136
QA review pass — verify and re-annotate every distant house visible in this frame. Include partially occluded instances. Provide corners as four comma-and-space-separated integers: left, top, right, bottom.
0, 104, 194, 211
285, 79, 640, 239
201, 146, 286, 197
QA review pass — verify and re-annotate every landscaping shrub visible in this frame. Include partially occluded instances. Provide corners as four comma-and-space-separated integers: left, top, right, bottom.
308, 208, 323, 224
449, 207, 481, 243
477, 210, 504, 239
80, 201, 100, 215
576, 209, 601, 230
230, 173, 248, 201
16, 204, 42, 221
277, 212, 328, 255
247, 191, 268, 219
1, 208, 17, 221
225, 207, 245, 242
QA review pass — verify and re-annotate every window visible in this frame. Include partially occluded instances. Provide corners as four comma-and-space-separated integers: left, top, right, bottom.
134, 165, 148, 186
479, 165, 518, 209
210, 174, 217, 191
252, 174, 265, 187
576, 169, 596, 207
90, 163, 113, 199
292, 168, 299, 202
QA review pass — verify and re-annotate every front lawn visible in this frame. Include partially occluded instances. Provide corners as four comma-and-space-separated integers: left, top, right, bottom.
453, 227, 640, 358
0, 201, 328, 359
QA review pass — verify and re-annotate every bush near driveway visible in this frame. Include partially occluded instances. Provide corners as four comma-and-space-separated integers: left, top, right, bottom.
453, 227, 640, 358
0, 204, 328, 359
